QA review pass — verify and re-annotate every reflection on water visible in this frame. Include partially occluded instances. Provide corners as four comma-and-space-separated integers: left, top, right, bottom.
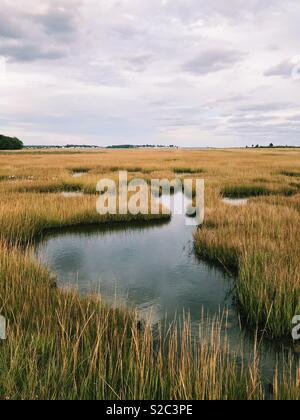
37, 193, 231, 328
35, 192, 297, 386
222, 198, 249, 206
72, 172, 86, 178
61, 192, 84, 198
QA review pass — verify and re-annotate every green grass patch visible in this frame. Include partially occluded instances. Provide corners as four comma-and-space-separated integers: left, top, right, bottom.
279, 171, 300, 178
290, 182, 300, 190
126, 167, 144, 172
252, 178, 271, 183
69, 167, 91, 174
173, 167, 205, 174
278, 187, 299, 196
221, 185, 271, 198
194, 202, 300, 339
12, 179, 101, 195
222, 185, 299, 199
16, 182, 84, 194
114, 167, 156, 174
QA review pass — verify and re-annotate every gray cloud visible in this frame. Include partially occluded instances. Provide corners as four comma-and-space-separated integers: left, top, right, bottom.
77, 62, 127, 87
0, 2, 79, 62
287, 114, 300, 121
0, 39, 68, 62
239, 102, 294, 113
183, 49, 244, 75
33, 7, 78, 35
0, 13, 23, 39
265, 59, 295, 78
110, 23, 145, 40
122, 54, 154, 72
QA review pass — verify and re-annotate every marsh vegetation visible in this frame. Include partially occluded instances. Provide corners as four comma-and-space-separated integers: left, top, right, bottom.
0, 148, 299, 400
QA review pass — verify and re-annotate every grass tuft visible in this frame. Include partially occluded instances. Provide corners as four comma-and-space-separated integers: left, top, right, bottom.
279, 171, 300, 178
173, 167, 205, 174
221, 185, 270, 198
69, 167, 91, 174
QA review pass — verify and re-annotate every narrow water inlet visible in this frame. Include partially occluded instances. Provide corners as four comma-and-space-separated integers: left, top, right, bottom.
222, 197, 249, 206
72, 172, 86, 178
61, 191, 84, 197
37, 193, 228, 328
35, 191, 296, 384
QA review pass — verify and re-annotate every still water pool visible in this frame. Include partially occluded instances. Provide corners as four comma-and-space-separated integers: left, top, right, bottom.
35, 192, 296, 385
36, 193, 233, 327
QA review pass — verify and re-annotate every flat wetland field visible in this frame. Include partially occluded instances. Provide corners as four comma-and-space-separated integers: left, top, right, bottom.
0, 148, 300, 400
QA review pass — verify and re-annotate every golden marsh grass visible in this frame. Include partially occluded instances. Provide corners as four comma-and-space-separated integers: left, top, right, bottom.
0, 148, 299, 399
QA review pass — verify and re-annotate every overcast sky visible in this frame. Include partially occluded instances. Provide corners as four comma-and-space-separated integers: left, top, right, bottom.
0, 0, 300, 147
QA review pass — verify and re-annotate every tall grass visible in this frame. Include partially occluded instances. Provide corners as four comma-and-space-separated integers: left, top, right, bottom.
221, 185, 271, 198
0, 148, 299, 399
69, 167, 91, 175
0, 244, 265, 400
0, 192, 170, 245
173, 167, 205, 174
273, 360, 300, 400
194, 201, 300, 338
221, 185, 298, 198
279, 171, 300, 178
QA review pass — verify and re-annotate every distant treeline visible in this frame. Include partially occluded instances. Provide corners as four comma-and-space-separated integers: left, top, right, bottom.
246, 144, 300, 149
0, 135, 24, 150
106, 144, 176, 149
26, 144, 178, 150
26, 145, 100, 149
26, 144, 177, 150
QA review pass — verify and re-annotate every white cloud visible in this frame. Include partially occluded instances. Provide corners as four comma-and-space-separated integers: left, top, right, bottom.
0, 0, 300, 146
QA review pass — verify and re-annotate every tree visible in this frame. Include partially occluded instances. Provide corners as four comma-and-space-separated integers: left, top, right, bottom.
0, 135, 24, 150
